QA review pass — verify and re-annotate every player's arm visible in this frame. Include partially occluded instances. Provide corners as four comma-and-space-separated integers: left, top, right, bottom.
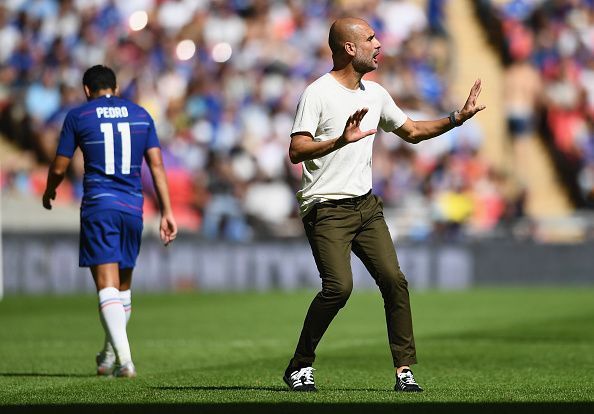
394, 79, 486, 144
289, 108, 377, 164
145, 147, 177, 246
42, 155, 72, 210
44, 110, 77, 210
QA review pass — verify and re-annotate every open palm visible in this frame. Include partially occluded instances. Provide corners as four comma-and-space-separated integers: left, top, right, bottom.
460, 79, 486, 122
342, 108, 377, 144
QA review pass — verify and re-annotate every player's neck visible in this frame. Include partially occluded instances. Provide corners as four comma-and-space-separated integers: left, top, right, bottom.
329, 66, 364, 90
88, 89, 116, 100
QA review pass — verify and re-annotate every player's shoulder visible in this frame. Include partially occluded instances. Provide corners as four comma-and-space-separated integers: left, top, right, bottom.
128, 100, 153, 119
58, 100, 97, 127
65, 99, 94, 118
111, 96, 141, 111
112, 96, 153, 120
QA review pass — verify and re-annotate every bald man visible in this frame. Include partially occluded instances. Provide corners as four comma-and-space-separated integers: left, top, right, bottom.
283, 18, 485, 392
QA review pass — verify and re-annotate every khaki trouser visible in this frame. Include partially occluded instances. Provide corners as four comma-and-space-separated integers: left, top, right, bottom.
290, 192, 417, 369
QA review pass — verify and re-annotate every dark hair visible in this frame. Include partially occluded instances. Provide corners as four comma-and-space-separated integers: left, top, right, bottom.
82, 65, 116, 93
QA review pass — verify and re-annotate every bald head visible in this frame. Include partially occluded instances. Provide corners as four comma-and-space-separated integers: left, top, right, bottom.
328, 17, 370, 55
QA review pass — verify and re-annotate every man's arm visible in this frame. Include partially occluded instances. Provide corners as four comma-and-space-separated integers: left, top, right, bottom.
289, 108, 377, 164
42, 155, 72, 210
395, 79, 486, 144
145, 147, 178, 246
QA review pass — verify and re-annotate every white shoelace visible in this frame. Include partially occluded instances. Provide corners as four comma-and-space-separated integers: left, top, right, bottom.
398, 370, 418, 385
290, 367, 315, 385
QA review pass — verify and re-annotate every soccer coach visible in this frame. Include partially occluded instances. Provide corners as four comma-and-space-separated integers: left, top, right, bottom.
283, 17, 485, 392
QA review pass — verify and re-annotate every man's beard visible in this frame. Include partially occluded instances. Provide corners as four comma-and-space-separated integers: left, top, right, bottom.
352, 52, 376, 74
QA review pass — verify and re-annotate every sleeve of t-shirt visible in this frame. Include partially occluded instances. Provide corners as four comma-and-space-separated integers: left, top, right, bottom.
145, 112, 161, 150
290, 87, 321, 137
378, 87, 408, 132
56, 111, 78, 158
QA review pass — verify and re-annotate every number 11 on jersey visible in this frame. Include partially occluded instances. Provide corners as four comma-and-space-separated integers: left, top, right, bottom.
100, 122, 131, 175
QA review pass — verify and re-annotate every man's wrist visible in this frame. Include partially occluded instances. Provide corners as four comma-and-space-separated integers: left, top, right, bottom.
335, 135, 347, 148
449, 110, 463, 127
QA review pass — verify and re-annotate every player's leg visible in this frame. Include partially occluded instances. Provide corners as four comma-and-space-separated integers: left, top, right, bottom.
92, 263, 133, 374
99, 268, 133, 363
80, 210, 135, 377
119, 268, 133, 324
109, 212, 143, 378
285, 203, 357, 391
108, 268, 135, 377
117, 213, 141, 330
351, 195, 422, 391
94, 262, 118, 375
80, 211, 123, 375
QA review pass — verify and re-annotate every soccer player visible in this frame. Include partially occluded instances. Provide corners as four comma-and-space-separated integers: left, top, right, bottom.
284, 18, 485, 392
42, 65, 177, 378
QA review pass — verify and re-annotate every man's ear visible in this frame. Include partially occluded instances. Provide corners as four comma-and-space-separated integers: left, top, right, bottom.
83, 85, 92, 100
344, 41, 356, 57
114, 85, 119, 96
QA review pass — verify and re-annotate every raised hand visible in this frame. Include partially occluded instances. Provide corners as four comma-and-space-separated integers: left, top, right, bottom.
340, 108, 377, 145
459, 79, 486, 123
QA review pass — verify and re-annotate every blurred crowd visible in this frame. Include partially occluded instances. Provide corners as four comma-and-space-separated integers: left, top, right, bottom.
479, 0, 594, 207
0, 0, 519, 241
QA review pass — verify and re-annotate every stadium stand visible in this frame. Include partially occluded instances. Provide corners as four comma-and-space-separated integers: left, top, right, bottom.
474, 0, 594, 210
1, 0, 572, 241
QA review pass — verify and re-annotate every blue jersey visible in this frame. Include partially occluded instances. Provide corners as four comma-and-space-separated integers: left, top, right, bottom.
56, 95, 160, 218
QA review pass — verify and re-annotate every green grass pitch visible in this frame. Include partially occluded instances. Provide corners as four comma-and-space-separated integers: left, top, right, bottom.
1, 288, 593, 412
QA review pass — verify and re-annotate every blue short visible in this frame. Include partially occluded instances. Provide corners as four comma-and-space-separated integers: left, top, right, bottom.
79, 210, 143, 269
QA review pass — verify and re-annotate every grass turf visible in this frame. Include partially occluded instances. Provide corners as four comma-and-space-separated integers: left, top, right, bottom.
0, 288, 593, 410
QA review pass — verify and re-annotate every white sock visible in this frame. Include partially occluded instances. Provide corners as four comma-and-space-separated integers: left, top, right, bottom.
120, 289, 132, 324
98, 287, 132, 365
102, 289, 132, 356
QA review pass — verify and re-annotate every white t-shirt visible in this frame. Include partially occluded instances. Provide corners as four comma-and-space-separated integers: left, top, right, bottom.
291, 73, 408, 216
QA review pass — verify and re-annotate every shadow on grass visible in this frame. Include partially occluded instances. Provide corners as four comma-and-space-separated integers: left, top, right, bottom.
1, 403, 593, 414
155, 385, 287, 392
0, 372, 94, 378
154, 385, 392, 392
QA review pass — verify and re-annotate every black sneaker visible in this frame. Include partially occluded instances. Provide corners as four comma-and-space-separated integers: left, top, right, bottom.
283, 367, 317, 392
395, 369, 423, 392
